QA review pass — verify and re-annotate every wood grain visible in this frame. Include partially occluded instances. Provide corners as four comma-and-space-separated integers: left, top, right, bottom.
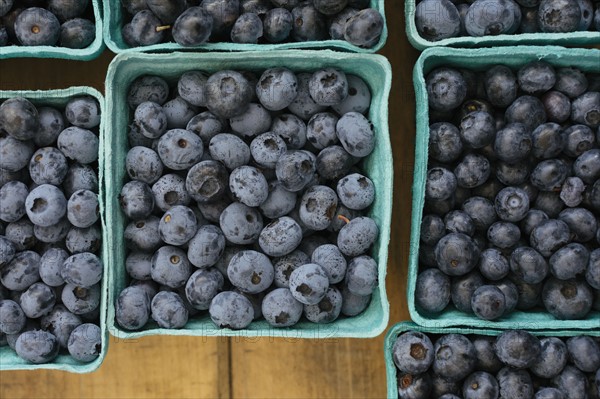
0, 2, 418, 397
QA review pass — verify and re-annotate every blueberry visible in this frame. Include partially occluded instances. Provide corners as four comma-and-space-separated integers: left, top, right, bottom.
586, 249, 600, 289
151, 246, 192, 289
259, 180, 296, 219
128, 75, 169, 109
115, 286, 150, 330
530, 159, 569, 192
288, 263, 329, 305
119, 180, 154, 220
479, 248, 510, 281
291, 2, 327, 41
15, 330, 59, 364
230, 104, 272, 139
574, 149, 600, 183
185, 268, 223, 310
343, 7, 384, 47
332, 75, 371, 116
32, 106, 64, 147
0, 299, 26, 334
488, 220, 522, 249
40, 304, 83, 348
60, 18, 96, 49
205, 70, 253, 119
228, 166, 269, 207
47, 0, 88, 21
534, 388, 565, 399
340, 283, 371, 316
471, 285, 506, 320
263, 7, 293, 42
303, 285, 342, 323
67, 323, 101, 362
484, 66, 518, 108
559, 177, 585, 207
186, 111, 225, 144
415, 268, 451, 313
14, 8, 60, 46
427, 68, 467, 112
63, 163, 98, 197
61, 283, 101, 315
451, 271, 484, 314
337, 216, 378, 257
65, 95, 101, 129
157, 205, 197, 246
552, 365, 588, 399
186, 225, 226, 269
272, 250, 309, 288
420, 214, 445, 246
462, 371, 499, 399
298, 185, 337, 230
465, 0, 522, 36
541, 91, 571, 123
554, 67, 588, 98
495, 330, 542, 369
534, 191, 564, 218
250, 133, 287, 170
415, 0, 460, 41
0, 97, 38, 141
531, 123, 565, 160
150, 291, 188, 329
125, 147, 163, 185
209, 291, 254, 329
459, 111, 495, 149
227, 250, 273, 294
258, 217, 302, 257
256, 68, 298, 112
454, 153, 491, 189
549, 243, 589, 280
462, 196, 497, 232
275, 150, 316, 192
518, 62, 557, 94
29, 147, 69, 186
57, 127, 99, 164
509, 246, 548, 284
261, 287, 303, 327
426, 167, 457, 201
530, 336, 568, 378
307, 244, 345, 284
123, 11, 165, 47
219, 202, 263, 245
473, 336, 503, 374
62, 252, 102, 288
24, 184, 66, 228
336, 173, 374, 211
124, 217, 161, 252
133, 102, 167, 140
171, 6, 213, 46
125, 252, 153, 281
0, 236, 16, 268
564, 124, 595, 157
309, 68, 348, 107
433, 334, 476, 380
185, 161, 229, 204
288, 73, 327, 121
530, 219, 571, 257
66, 189, 99, 229
0, 181, 28, 223
5, 219, 37, 251
0, 0, 13, 17
315, 145, 355, 181
392, 331, 434, 375
566, 335, 600, 373
435, 233, 480, 276
496, 367, 534, 399
396, 372, 432, 399
343, 255, 376, 296
542, 277, 593, 319
538, 0, 581, 32
494, 186, 530, 222
0, 135, 35, 172
1, 250, 40, 291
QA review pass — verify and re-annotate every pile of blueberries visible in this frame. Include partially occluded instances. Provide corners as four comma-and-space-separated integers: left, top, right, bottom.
392, 329, 600, 398
0, 0, 96, 49
415, 0, 600, 41
0, 95, 103, 364
120, 0, 384, 48
115, 66, 380, 331
416, 60, 600, 321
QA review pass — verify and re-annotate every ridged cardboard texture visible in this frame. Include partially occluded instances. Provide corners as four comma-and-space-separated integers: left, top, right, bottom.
405, 1, 600, 50
103, 0, 387, 54
0, 87, 108, 373
384, 321, 600, 399
409, 46, 600, 330
105, 50, 392, 339
0, 1, 105, 60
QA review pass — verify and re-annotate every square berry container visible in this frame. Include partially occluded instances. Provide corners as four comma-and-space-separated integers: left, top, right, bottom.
384, 321, 600, 399
103, 0, 386, 54
0, 0, 105, 60
408, 46, 600, 330
0, 87, 108, 373
104, 50, 392, 339
405, 1, 600, 50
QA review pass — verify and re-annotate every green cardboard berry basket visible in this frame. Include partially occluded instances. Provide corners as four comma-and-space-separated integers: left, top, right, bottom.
104, 50, 392, 339
384, 321, 600, 399
103, 0, 387, 54
405, 1, 600, 50
408, 46, 600, 330
0, 87, 108, 373
0, 1, 105, 60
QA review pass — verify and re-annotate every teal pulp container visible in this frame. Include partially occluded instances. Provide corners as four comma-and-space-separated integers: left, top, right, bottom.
103, 1, 387, 54
104, 50, 393, 339
0, 1, 105, 60
409, 46, 600, 330
405, 0, 600, 50
0, 87, 108, 373
384, 321, 600, 399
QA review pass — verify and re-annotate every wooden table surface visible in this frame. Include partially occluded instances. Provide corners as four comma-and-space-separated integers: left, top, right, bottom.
0, 3, 419, 397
